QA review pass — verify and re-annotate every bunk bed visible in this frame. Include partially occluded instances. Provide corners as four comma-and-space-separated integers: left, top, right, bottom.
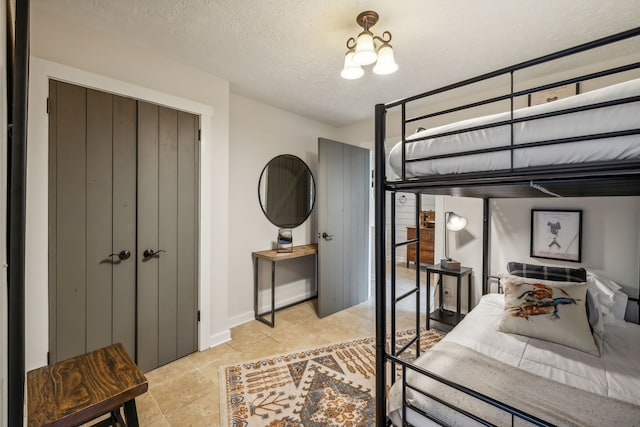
374, 27, 640, 426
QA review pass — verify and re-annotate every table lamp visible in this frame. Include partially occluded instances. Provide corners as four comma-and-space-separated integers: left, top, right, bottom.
440, 211, 467, 270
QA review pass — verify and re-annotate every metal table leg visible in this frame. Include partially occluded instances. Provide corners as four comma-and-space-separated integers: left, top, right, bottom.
271, 260, 276, 327
456, 275, 462, 320
438, 274, 443, 313
467, 273, 472, 315
426, 271, 431, 330
254, 256, 275, 328
253, 256, 258, 320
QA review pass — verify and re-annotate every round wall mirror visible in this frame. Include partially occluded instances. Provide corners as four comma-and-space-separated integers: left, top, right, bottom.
258, 155, 315, 228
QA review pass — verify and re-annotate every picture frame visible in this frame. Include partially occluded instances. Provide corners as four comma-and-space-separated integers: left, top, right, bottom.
530, 209, 582, 262
528, 83, 579, 106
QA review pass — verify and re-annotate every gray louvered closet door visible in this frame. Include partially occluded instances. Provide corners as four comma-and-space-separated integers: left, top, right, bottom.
48, 80, 198, 371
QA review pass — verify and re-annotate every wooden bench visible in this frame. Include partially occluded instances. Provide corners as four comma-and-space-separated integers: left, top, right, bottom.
27, 343, 148, 427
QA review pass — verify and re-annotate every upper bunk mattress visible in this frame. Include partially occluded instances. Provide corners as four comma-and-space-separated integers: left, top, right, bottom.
388, 78, 640, 179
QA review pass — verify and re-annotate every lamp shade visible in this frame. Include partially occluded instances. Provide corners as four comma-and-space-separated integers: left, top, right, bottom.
341, 50, 364, 79
353, 30, 377, 65
446, 212, 467, 232
373, 43, 398, 75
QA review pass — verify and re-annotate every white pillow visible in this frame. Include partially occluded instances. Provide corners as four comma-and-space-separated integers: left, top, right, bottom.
586, 272, 627, 326
498, 274, 599, 356
587, 272, 621, 303
587, 271, 622, 291
585, 287, 605, 353
601, 290, 628, 326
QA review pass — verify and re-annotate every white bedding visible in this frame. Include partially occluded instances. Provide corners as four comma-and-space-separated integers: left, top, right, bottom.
444, 294, 640, 406
389, 293, 640, 425
388, 78, 640, 178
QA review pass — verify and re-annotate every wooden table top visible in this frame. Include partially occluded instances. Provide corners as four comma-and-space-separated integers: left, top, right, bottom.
27, 343, 148, 427
406, 222, 435, 229
252, 243, 318, 262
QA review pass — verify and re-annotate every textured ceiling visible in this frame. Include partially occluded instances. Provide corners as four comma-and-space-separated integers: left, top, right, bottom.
32, 0, 640, 126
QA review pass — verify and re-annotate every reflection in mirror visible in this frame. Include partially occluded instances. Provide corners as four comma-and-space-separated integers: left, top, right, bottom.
258, 155, 315, 228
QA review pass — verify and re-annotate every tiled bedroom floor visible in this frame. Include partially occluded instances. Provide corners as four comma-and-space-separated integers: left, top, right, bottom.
133, 264, 431, 426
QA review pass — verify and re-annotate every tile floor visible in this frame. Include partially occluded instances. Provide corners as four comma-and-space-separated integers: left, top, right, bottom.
133, 263, 433, 426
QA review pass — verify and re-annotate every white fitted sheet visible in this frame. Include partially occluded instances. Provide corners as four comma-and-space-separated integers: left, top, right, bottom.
440, 293, 640, 406
388, 78, 640, 178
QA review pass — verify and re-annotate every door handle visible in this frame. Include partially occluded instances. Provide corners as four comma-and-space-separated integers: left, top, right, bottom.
143, 249, 166, 259
109, 250, 131, 261
322, 232, 333, 241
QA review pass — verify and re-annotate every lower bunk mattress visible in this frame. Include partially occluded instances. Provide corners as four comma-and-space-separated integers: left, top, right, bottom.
388, 78, 640, 179
388, 294, 640, 426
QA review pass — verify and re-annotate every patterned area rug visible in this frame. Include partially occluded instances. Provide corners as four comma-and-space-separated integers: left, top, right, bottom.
220, 328, 444, 426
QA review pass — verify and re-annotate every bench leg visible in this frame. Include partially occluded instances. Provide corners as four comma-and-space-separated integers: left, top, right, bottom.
113, 408, 126, 426
90, 409, 124, 427
123, 399, 140, 427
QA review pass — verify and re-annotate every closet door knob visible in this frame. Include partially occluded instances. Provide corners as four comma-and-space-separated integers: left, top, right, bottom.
321, 232, 334, 241
143, 249, 166, 259
109, 250, 131, 261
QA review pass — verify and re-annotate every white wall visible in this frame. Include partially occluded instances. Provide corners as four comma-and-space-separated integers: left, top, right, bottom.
433, 196, 640, 320
227, 93, 339, 325
26, 9, 231, 369
490, 197, 640, 322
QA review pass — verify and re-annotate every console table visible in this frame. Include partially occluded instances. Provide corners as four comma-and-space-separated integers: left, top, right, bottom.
252, 243, 318, 327
425, 264, 473, 328
27, 343, 147, 427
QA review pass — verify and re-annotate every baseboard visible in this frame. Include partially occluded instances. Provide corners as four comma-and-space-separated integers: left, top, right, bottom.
227, 311, 255, 329
256, 291, 315, 314
201, 329, 231, 351
226, 293, 316, 331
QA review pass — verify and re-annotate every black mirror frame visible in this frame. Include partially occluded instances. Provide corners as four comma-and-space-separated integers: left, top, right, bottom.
258, 154, 316, 228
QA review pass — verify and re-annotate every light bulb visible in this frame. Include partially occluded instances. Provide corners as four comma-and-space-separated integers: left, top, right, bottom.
353, 30, 377, 65
446, 213, 467, 231
373, 44, 398, 75
341, 50, 364, 79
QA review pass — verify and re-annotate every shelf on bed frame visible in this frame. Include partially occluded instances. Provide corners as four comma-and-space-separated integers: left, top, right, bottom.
384, 161, 640, 198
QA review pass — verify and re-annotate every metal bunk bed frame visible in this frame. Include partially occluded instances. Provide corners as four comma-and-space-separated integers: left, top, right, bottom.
374, 27, 640, 426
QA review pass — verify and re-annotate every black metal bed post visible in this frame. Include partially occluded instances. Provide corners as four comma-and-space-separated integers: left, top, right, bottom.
415, 194, 421, 357
482, 198, 489, 295
390, 191, 396, 374
374, 103, 387, 426
509, 71, 514, 172
8, 0, 30, 424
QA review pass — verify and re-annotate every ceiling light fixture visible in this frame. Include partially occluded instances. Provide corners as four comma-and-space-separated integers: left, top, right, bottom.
341, 11, 398, 80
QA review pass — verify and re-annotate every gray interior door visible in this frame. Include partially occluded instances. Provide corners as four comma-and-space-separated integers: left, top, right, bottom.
48, 81, 137, 363
137, 101, 199, 372
317, 138, 370, 317
49, 81, 198, 371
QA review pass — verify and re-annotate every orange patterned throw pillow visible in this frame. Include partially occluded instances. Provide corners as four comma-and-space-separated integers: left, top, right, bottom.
498, 274, 599, 356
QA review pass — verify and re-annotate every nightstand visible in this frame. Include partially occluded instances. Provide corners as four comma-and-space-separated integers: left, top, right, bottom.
425, 264, 472, 329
